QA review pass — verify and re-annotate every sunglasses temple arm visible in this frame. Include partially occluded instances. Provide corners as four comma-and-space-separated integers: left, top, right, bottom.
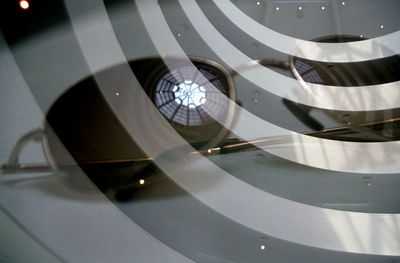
1, 128, 52, 174
3, 116, 399, 174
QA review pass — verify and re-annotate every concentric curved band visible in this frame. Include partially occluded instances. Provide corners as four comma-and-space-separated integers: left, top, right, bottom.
64, 0, 400, 256
214, 0, 400, 63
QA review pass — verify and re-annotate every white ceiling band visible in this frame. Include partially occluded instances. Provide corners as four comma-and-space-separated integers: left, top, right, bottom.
139, 0, 400, 175
64, 0, 400, 255
64, 0, 400, 256
213, 0, 400, 63
61, 0, 196, 262
178, 0, 400, 112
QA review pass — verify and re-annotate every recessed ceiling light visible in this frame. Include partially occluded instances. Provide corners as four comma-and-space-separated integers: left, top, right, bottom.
19, 0, 29, 10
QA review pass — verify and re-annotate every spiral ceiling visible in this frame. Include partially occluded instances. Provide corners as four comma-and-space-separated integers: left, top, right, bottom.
1, 0, 400, 262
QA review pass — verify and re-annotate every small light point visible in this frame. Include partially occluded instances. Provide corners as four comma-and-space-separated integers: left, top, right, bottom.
19, 0, 29, 10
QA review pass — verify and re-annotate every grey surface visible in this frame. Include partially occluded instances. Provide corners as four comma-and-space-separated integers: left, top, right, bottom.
0, 36, 45, 165
0, 209, 61, 263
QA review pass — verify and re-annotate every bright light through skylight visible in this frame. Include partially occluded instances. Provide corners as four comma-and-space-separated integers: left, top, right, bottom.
173, 80, 207, 109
